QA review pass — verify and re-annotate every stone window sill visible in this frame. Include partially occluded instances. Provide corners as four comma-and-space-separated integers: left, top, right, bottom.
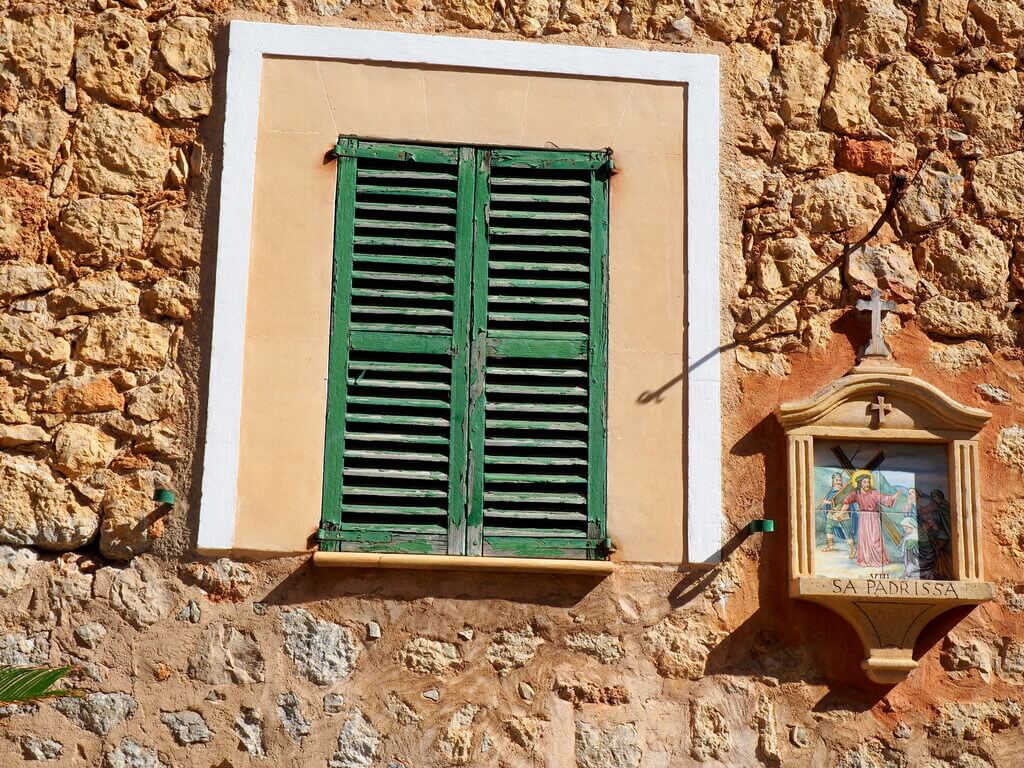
312, 552, 615, 576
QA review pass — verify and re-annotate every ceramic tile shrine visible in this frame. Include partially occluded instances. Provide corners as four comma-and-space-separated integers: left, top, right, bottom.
776, 291, 995, 684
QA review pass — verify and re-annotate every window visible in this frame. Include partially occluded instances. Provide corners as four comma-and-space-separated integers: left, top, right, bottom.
317, 138, 610, 560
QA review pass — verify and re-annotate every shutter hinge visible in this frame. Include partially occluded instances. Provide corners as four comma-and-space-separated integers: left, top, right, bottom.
588, 523, 615, 557
325, 142, 355, 163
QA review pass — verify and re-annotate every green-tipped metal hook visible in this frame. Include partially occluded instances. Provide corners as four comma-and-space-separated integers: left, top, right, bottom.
748, 519, 774, 534
154, 488, 175, 505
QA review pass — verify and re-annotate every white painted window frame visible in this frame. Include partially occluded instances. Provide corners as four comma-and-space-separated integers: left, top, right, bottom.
199, 20, 723, 564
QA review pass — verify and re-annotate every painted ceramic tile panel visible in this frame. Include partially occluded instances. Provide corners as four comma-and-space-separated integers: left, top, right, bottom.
813, 440, 952, 581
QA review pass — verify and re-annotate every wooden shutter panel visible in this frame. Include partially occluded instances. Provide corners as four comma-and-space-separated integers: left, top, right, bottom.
319, 140, 475, 554
467, 149, 610, 559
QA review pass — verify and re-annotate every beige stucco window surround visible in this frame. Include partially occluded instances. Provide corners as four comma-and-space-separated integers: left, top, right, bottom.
197, 22, 722, 570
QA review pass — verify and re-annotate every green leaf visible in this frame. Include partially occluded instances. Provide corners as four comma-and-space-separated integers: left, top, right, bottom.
0, 666, 80, 705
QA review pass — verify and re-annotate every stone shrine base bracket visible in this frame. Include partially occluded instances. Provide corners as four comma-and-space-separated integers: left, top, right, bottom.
792, 577, 994, 684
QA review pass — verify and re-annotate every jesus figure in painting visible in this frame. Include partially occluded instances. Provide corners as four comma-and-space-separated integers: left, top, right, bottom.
836, 474, 904, 568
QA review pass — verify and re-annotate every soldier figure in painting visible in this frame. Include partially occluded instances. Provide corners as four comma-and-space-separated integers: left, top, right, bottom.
816, 472, 853, 556
836, 472, 905, 568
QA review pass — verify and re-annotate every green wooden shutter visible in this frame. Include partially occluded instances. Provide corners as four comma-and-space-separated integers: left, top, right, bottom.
466, 149, 610, 559
319, 140, 475, 554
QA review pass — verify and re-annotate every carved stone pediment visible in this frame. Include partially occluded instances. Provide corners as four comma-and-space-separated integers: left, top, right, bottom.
775, 359, 993, 684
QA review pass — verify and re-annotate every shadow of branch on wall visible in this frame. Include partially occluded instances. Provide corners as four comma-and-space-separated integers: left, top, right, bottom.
638, 154, 931, 406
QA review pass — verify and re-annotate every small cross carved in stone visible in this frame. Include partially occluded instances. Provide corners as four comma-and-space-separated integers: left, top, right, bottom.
856, 288, 897, 360
869, 394, 893, 425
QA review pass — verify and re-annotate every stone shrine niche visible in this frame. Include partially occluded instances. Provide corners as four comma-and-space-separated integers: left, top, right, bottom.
775, 291, 994, 684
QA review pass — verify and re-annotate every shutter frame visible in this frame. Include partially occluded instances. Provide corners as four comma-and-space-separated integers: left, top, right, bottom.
320, 140, 610, 560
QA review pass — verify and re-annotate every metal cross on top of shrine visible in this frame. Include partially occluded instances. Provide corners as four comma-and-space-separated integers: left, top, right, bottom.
856, 288, 897, 360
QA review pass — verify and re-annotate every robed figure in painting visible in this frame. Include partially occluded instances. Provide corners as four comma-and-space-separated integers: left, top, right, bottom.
915, 488, 954, 579
836, 473, 905, 568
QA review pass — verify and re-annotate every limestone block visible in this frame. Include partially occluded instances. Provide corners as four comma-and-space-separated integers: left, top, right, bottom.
730, 43, 773, 103
846, 243, 919, 297
42, 374, 125, 414
435, 0, 493, 30
276, 694, 310, 743
77, 314, 171, 369
102, 739, 157, 768
897, 154, 963, 234
0, 424, 50, 447
149, 209, 202, 268
74, 106, 168, 195
969, 0, 1024, 47
689, 0, 757, 42
158, 17, 214, 79
3, 14, 75, 91
329, 711, 379, 768
188, 622, 266, 684
996, 425, 1024, 474
0, 178, 48, 261
281, 608, 359, 684
768, 235, 832, 288
870, 56, 945, 126
126, 369, 185, 422
0, 260, 57, 302
160, 711, 212, 745
791, 172, 885, 233
154, 82, 212, 121
822, 60, 877, 134
974, 152, 1024, 219
916, 220, 1009, 300
691, 701, 732, 760
0, 545, 37, 596
929, 340, 990, 371
54, 692, 136, 736
57, 198, 144, 266
109, 559, 173, 626
837, 138, 894, 175
400, 637, 460, 674
234, 708, 265, 757
836, 0, 907, 61
19, 737, 62, 761
0, 315, 71, 367
776, 0, 836, 47
51, 271, 141, 315
775, 131, 834, 171
486, 626, 542, 674
53, 422, 117, 478
0, 101, 71, 181
565, 632, 623, 663
74, 10, 151, 108
645, 613, 722, 679
918, 295, 1010, 341
775, 44, 830, 128
141, 277, 196, 320
952, 71, 1021, 151
575, 722, 641, 768
917, 0, 968, 56
100, 473, 159, 559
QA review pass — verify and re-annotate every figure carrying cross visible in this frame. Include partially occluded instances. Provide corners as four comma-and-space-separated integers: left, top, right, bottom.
856, 288, 897, 360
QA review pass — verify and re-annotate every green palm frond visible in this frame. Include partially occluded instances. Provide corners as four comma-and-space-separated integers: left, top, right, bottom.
0, 666, 80, 705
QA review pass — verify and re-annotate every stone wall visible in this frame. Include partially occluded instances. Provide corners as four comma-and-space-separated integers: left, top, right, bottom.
1, 1, 1024, 766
